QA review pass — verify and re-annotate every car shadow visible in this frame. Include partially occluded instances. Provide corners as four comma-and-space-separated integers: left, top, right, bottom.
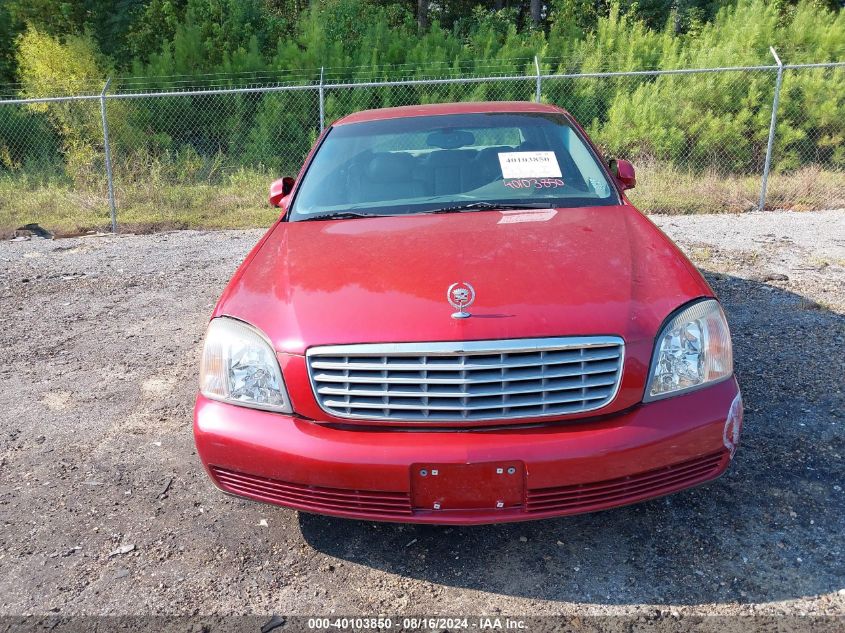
298, 271, 845, 605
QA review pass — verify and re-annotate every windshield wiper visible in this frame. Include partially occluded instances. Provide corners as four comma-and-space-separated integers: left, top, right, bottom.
431, 201, 554, 214
300, 201, 554, 221
299, 211, 386, 221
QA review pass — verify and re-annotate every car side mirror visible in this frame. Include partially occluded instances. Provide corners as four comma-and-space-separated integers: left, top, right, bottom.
609, 158, 636, 191
269, 177, 295, 208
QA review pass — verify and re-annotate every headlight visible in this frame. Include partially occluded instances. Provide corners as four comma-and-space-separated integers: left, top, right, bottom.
199, 317, 291, 413
644, 299, 733, 401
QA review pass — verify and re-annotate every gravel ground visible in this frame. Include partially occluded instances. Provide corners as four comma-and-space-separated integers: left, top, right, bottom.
0, 210, 843, 621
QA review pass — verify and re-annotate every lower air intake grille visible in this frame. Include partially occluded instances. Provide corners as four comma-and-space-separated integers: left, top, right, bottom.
525, 451, 726, 514
211, 466, 413, 517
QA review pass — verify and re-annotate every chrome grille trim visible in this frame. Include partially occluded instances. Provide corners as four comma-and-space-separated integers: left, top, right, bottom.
306, 337, 625, 423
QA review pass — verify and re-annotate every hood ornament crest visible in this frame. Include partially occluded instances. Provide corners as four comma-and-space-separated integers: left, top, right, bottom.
447, 282, 476, 319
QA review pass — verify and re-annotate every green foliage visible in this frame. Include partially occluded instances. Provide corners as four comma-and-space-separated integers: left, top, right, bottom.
0, 0, 843, 209
587, 0, 845, 174
0, 106, 62, 178
0, 2, 18, 84
15, 28, 111, 184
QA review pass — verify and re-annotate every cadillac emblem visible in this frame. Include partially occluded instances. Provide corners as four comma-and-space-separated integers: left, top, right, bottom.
447, 282, 476, 319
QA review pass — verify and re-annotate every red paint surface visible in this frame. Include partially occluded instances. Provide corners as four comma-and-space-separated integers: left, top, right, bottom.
410, 462, 526, 511
194, 101, 739, 524
333, 101, 571, 126
195, 378, 739, 524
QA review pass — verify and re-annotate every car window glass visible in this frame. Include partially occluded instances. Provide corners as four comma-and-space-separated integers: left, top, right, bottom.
290, 112, 619, 218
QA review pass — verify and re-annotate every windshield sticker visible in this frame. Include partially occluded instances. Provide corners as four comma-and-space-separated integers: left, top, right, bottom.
498, 151, 562, 179
503, 178, 564, 190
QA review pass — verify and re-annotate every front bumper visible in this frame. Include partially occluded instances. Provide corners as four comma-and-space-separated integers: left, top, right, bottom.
193, 377, 741, 525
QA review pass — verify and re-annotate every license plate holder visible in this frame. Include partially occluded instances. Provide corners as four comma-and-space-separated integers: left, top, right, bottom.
410, 461, 524, 511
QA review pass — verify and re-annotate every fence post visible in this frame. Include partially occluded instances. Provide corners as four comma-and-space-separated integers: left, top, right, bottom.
319, 67, 325, 132
99, 77, 117, 233
759, 47, 783, 212
534, 56, 542, 103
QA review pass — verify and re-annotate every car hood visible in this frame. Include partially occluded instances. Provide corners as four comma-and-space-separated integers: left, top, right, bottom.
216, 206, 711, 355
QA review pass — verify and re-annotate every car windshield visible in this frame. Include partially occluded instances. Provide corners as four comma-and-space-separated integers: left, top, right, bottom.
289, 112, 619, 220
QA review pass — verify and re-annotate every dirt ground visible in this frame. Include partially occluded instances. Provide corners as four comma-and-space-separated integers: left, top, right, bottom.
0, 210, 843, 622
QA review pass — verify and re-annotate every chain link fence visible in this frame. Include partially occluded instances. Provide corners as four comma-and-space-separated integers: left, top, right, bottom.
0, 57, 843, 234
764, 63, 845, 211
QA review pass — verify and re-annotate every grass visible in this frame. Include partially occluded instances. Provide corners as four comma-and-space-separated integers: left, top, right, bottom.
0, 169, 278, 237
1, 164, 843, 237
629, 163, 845, 214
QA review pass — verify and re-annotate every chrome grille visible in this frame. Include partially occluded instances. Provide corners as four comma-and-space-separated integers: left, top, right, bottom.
307, 337, 624, 422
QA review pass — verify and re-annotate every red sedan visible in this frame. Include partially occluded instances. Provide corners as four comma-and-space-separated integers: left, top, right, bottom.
194, 101, 742, 524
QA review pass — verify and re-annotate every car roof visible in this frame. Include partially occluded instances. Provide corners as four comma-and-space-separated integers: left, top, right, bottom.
333, 101, 569, 126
